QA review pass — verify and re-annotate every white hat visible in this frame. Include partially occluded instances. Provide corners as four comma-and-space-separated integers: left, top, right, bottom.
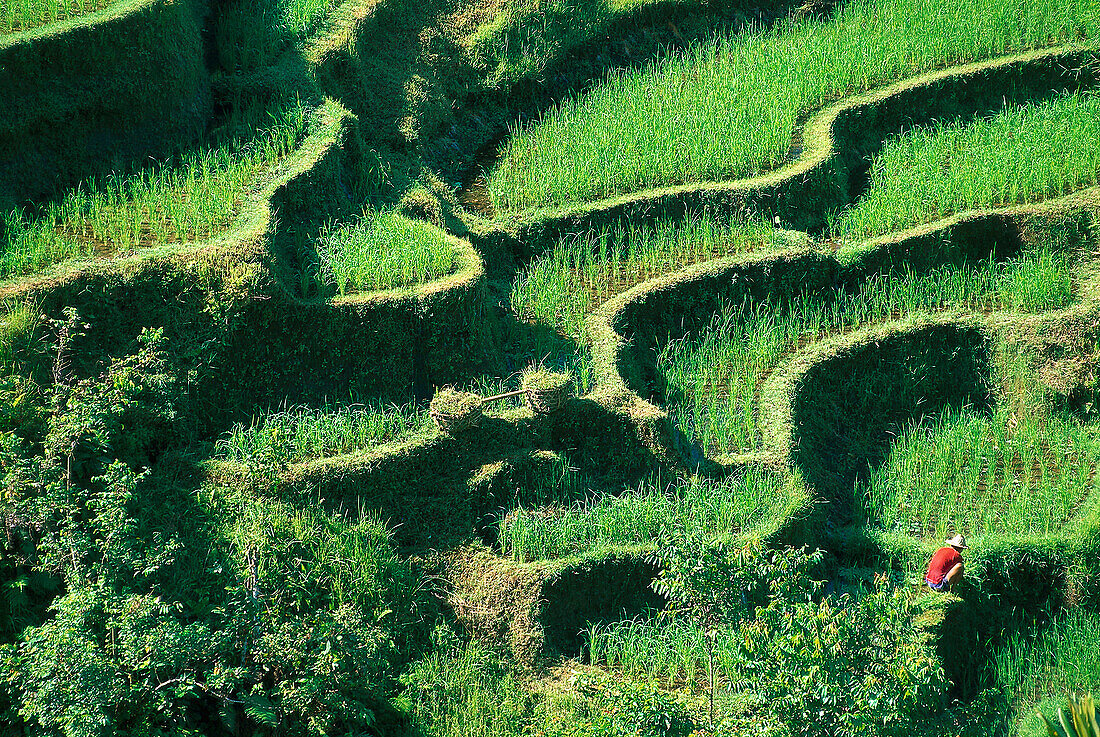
946, 534, 968, 550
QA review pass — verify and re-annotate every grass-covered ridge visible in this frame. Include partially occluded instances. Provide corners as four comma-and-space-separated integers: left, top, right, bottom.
1, 102, 310, 280
511, 216, 787, 338
498, 470, 805, 562
488, 0, 1100, 211
659, 246, 1074, 457
217, 401, 433, 464
837, 91, 1100, 240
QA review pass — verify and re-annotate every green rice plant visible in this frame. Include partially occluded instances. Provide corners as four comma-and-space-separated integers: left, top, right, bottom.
658, 249, 1073, 456
497, 469, 802, 562
216, 401, 432, 465
995, 611, 1100, 737
2, 0, 115, 34
838, 92, 1100, 240
0, 102, 310, 280
511, 215, 781, 338
215, 0, 343, 73
857, 406, 1100, 539
0, 303, 41, 372
586, 613, 729, 691
488, 0, 1100, 211
312, 210, 458, 295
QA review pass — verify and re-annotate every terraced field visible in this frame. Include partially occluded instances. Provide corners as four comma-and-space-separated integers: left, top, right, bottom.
1, 0, 1099, 734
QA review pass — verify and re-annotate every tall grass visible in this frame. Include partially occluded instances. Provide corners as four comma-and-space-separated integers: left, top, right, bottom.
0, 304, 40, 372
215, 0, 345, 74
2, 0, 115, 34
995, 610, 1100, 736
659, 250, 1073, 456
0, 102, 309, 280
512, 215, 781, 338
498, 470, 802, 562
488, 0, 1100, 210
857, 406, 1100, 539
586, 613, 743, 692
838, 92, 1100, 240
312, 210, 458, 296
216, 401, 431, 465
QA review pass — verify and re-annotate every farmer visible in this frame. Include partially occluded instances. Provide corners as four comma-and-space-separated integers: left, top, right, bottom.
924, 534, 968, 592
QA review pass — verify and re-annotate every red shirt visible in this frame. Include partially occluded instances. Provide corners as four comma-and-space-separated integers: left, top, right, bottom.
925, 547, 962, 585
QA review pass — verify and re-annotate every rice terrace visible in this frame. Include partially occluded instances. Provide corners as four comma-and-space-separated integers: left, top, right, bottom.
3, 0, 1100, 733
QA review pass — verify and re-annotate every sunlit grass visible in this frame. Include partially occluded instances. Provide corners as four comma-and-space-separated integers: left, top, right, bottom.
512, 215, 782, 338
217, 401, 432, 465
995, 610, 1100, 736
2, 0, 116, 34
837, 92, 1100, 240
858, 407, 1100, 539
488, 0, 1100, 211
498, 470, 802, 562
658, 250, 1073, 456
312, 210, 458, 296
1, 103, 310, 279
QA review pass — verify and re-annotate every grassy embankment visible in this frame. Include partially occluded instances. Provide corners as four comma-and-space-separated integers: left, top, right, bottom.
512, 215, 783, 339
835, 91, 1100, 239
658, 89, 1100, 461
488, 0, 1100, 211
216, 364, 598, 467
512, 91, 1100, 347
0, 104, 310, 279
659, 250, 1073, 457
497, 469, 804, 562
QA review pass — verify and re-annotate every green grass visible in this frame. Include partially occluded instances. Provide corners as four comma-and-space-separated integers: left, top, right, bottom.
586, 612, 740, 691
1, 0, 116, 34
215, 0, 345, 73
857, 406, 1100, 540
215, 356, 598, 467
488, 0, 1100, 211
837, 92, 1100, 240
995, 610, 1100, 737
465, 0, 667, 90
497, 470, 803, 562
512, 215, 784, 338
311, 210, 459, 296
0, 102, 309, 280
0, 303, 39, 372
658, 249, 1073, 456
216, 401, 432, 465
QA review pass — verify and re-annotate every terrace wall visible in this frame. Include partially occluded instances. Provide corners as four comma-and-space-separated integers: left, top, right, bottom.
0, 0, 210, 210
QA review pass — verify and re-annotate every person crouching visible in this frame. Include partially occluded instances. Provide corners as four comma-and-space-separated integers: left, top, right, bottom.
925, 534, 968, 592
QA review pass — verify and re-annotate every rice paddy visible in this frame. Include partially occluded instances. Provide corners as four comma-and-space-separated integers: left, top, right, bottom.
311, 210, 459, 296
837, 92, 1100, 240
658, 248, 1074, 457
2, 0, 116, 34
7, 0, 1100, 732
857, 406, 1100, 539
0, 102, 309, 280
487, 0, 1100, 211
995, 610, 1100, 736
585, 612, 737, 690
217, 401, 432, 465
511, 215, 785, 338
497, 470, 803, 562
